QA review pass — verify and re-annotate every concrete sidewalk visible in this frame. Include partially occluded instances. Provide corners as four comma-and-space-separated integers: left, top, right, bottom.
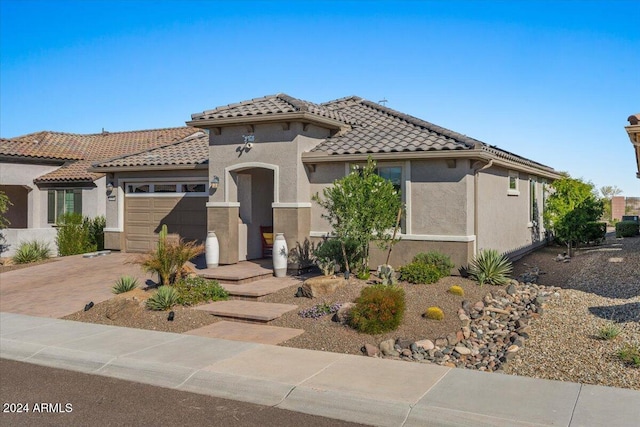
1, 312, 638, 427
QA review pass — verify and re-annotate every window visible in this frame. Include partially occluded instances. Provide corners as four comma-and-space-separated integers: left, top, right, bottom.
48, 189, 82, 223
125, 182, 207, 195
376, 166, 402, 195
508, 171, 519, 195
529, 178, 538, 223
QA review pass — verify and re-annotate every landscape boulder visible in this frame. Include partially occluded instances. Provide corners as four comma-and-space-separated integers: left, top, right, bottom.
301, 276, 347, 298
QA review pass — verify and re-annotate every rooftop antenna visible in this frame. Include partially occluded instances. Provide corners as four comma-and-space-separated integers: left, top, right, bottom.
379, 98, 388, 106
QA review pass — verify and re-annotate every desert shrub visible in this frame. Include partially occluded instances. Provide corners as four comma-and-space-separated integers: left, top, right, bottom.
298, 302, 342, 319
12, 240, 51, 264
616, 221, 639, 238
424, 306, 444, 320
412, 251, 454, 278
617, 344, 640, 367
174, 276, 228, 306
581, 221, 606, 244
596, 322, 622, 340
398, 262, 441, 284
348, 284, 405, 334
357, 270, 371, 280
112, 276, 139, 294
87, 215, 106, 251
56, 213, 95, 256
447, 285, 465, 297
146, 286, 179, 311
316, 258, 336, 276
468, 249, 513, 286
136, 224, 204, 286
313, 238, 361, 273
378, 264, 397, 285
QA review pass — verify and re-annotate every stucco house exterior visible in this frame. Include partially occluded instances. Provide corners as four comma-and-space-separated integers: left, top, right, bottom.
626, 113, 640, 179
93, 94, 562, 270
0, 127, 202, 256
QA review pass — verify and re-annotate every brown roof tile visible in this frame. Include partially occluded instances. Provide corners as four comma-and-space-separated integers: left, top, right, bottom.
2, 127, 202, 182
93, 132, 209, 168
190, 93, 356, 124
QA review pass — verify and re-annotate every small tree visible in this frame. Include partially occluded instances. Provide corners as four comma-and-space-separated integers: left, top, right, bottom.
0, 191, 12, 255
312, 157, 403, 275
544, 177, 604, 256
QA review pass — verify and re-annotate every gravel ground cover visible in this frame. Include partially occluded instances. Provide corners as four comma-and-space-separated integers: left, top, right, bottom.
504, 233, 640, 390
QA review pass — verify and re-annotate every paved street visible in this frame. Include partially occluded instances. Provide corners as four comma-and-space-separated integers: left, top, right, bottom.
0, 359, 365, 427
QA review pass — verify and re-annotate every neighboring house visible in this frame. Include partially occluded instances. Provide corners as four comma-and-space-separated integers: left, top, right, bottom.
0, 127, 203, 256
626, 113, 640, 179
93, 94, 562, 270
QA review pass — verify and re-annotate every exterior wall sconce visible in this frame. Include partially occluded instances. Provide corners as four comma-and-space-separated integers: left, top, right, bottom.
210, 176, 220, 189
106, 182, 114, 192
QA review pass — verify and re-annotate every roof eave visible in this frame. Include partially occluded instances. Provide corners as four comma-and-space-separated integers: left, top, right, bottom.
302, 149, 562, 180
186, 111, 348, 131
88, 163, 208, 173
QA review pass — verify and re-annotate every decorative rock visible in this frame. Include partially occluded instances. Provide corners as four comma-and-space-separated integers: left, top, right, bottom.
459, 313, 471, 326
506, 283, 517, 295
461, 326, 471, 339
363, 343, 379, 357
507, 345, 520, 353
435, 338, 448, 347
395, 338, 414, 349
301, 276, 347, 298
473, 301, 485, 312
415, 339, 434, 351
401, 349, 412, 357
380, 339, 399, 357
333, 302, 355, 324
446, 333, 459, 346
455, 346, 472, 355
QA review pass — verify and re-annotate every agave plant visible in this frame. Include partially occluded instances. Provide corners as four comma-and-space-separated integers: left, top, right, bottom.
12, 240, 51, 264
112, 276, 139, 294
468, 249, 513, 286
146, 286, 179, 311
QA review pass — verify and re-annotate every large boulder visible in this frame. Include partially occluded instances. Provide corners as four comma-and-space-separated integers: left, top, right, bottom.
301, 276, 347, 298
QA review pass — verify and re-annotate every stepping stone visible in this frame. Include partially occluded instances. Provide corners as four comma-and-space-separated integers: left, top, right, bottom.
194, 300, 298, 322
185, 321, 304, 345
222, 277, 300, 299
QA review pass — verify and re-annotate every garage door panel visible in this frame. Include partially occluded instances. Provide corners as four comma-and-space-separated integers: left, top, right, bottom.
125, 196, 207, 253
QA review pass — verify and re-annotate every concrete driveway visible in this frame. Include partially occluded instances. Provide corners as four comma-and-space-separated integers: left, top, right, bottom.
0, 253, 155, 318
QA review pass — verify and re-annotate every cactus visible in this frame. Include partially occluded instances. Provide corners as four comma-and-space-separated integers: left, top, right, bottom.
378, 264, 397, 285
447, 285, 465, 296
316, 257, 336, 276
424, 306, 444, 321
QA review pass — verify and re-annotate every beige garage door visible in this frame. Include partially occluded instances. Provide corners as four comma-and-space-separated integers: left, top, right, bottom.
124, 196, 207, 252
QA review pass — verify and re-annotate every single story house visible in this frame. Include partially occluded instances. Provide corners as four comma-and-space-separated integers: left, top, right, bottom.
92, 94, 562, 270
0, 127, 203, 256
626, 114, 640, 179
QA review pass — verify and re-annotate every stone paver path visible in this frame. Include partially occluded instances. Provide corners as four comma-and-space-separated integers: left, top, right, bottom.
194, 300, 298, 323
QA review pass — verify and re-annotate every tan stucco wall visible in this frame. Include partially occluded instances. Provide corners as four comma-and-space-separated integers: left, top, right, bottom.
208, 206, 239, 264
410, 159, 473, 236
309, 162, 346, 232
476, 166, 546, 255
273, 207, 311, 254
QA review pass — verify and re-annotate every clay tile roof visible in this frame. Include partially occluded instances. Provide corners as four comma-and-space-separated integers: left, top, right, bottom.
190, 93, 356, 124
3, 127, 202, 183
93, 132, 209, 168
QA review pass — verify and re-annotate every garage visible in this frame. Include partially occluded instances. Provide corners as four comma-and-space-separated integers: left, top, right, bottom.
124, 192, 207, 253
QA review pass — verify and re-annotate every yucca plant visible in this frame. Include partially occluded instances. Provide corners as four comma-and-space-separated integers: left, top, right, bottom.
112, 276, 139, 294
146, 286, 179, 311
468, 249, 513, 286
12, 240, 51, 264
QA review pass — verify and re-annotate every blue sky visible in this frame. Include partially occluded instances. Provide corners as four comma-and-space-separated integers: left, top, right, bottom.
1, 0, 638, 195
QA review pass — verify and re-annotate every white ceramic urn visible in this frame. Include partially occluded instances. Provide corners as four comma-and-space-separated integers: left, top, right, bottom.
272, 233, 288, 277
205, 231, 219, 268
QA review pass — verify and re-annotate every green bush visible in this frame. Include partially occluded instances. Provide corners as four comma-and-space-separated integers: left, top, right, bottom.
112, 276, 139, 294
56, 213, 94, 256
582, 222, 607, 244
398, 262, 442, 284
146, 286, 179, 311
412, 251, 454, 277
616, 221, 639, 238
12, 240, 51, 264
596, 322, 622, 340
348, 284, 405, 334
468, 249, 513, 286
313, 238, 361, 272
87, 216, 106, 251
617, 344, 640, 367
174, 276, 228, 306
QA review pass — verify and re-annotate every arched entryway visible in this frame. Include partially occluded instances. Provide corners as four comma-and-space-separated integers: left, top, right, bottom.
226, 163, 276, 260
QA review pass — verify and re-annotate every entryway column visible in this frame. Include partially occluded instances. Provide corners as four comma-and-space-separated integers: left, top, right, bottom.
272, 203, 311, 252
207, 203, 239, 265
